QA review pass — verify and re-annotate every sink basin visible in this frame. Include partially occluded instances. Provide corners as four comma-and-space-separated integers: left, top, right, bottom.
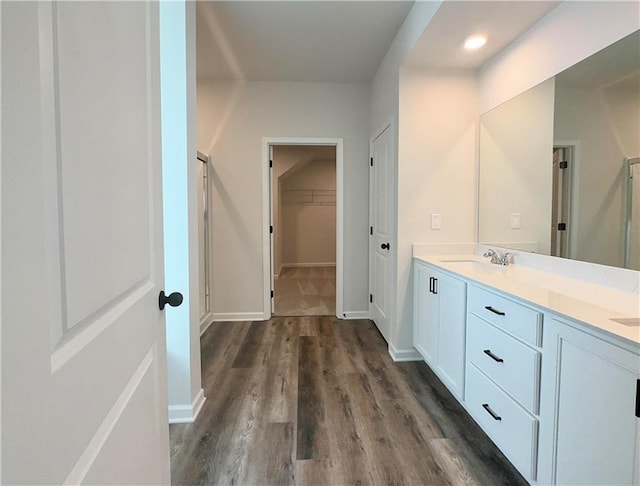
439, 261, 501, 272
438, 258, 480, 263
610, 317, 640, 327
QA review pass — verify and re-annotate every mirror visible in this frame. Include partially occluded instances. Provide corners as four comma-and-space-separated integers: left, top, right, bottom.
479, 30, 640, 269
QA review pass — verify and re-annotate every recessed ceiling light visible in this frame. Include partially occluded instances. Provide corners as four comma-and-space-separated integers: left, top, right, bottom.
464, 34, 487, 50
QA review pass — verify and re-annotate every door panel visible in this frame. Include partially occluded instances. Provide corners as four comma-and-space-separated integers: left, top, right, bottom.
2, 2, 169, 484
57, 2, 152, 329
370, 125, 393, 341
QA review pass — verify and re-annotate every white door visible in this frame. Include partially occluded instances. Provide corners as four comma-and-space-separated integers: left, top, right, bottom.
369, 125, 393, 342
2, 2, 170, 484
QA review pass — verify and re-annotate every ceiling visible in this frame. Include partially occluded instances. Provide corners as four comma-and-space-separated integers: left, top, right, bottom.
196, 1, 413, 82
404, 1, 560, 69
196, 1, 561, 83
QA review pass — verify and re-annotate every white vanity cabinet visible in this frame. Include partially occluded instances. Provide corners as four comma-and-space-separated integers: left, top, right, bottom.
538, 317, 640, 485
413, 260, 467, 400
412, 256, 640, 485
465, 284, 542, 481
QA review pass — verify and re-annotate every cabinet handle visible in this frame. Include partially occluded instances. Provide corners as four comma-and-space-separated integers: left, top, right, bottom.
484, 305, 505, 316
433, 278, 438, 295
429, 277, 433, 293
483, 349, 504, 363
482, 403, 502, 421
635, 380, 640, 418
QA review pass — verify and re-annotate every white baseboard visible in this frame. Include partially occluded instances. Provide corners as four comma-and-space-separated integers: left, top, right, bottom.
213, 312, 267, 322
168, 388, 206, 424
341, 311, 370, 319
199, 313, 214, 336
281, 262, 336, 268
388, 343, 422, 362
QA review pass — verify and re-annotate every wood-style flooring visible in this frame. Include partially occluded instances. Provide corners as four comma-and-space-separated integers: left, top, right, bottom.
170, 317, 527, 485
274, 267, 336, 317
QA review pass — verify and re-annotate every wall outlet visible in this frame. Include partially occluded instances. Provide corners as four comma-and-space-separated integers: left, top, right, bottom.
511, 213, 521, 229
431, 213, 441, 230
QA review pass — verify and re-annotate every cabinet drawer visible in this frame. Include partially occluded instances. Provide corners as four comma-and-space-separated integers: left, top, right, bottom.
468, 285, 542, 346
467, 314, 540, 414
466, 364, 538, 480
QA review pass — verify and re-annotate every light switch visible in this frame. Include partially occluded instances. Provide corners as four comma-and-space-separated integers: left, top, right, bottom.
511, 213, 521, 229
431, 213, 441, 230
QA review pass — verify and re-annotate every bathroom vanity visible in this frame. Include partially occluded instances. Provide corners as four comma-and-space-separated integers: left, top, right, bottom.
413, 252, 640, 485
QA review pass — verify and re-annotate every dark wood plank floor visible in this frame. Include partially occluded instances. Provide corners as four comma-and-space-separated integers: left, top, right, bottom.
170, 317, 527, 485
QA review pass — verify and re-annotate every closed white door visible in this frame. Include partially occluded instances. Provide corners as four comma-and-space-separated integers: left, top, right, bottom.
369, 125, 393, 342
2, 2, 170, 484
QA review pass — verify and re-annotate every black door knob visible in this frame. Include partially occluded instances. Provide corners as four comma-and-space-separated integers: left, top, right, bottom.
159, 291, 183, 310
381, 243, 390, 250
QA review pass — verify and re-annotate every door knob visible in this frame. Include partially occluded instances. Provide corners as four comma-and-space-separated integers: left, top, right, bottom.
159, 291, 183, 310
381, 243, 390, 250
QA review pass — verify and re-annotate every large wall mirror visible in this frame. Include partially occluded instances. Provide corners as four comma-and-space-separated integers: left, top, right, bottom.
479, 30, 640, 270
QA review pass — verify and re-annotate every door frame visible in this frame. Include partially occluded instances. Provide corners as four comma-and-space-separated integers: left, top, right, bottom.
261, 137, 344, 319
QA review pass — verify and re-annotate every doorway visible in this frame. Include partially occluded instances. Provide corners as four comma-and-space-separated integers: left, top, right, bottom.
262, 138, 344, 318
272, 146, 336, 316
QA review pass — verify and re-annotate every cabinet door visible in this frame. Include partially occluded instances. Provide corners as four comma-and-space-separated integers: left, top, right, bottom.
435, 272, 467, 399
413, 263, 439, 366
545, 320, 640, 485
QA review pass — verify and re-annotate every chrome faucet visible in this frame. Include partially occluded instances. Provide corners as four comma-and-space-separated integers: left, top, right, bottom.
483, 249, 511, 266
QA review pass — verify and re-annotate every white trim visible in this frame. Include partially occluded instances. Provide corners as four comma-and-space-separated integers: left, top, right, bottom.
262, 137, 345, 320
342, 311, 370, 319
199, 312, 214, 336
280, 262, 336, 268
213, 312, 267, 322
388, 343, 422, 362
168, 388, 206, 424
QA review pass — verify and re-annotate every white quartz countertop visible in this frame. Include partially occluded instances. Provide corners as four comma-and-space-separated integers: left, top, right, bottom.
414, 254, 640, 346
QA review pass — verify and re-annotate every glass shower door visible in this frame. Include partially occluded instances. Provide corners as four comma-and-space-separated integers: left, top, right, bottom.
624, 157, 640, 270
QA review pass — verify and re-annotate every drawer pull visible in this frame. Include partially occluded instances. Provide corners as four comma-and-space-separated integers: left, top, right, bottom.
483, 349, 504, 363
484, 305, 506, 316
482, 403, 502, 421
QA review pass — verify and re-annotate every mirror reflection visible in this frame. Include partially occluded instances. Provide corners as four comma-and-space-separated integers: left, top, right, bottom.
479, 30, 640, 269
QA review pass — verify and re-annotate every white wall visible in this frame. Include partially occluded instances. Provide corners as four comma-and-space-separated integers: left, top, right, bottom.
369, 2, 443, 351
479, 1, 640, 113
160, 1, 204, 422
272, 146, 321, 275
197, 81, 370, 318
479, 78, 555, 254
370, 2, 442, 135
555, 79, 640, 267
281, 159, 336, 266
395, 68, 479, 351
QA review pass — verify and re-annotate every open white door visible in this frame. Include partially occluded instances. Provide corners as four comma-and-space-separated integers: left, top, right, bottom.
2, 2, 170, 484
369, 125, 393, 342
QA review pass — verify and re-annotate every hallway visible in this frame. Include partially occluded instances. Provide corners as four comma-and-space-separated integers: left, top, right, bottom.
169, 317, 526, 485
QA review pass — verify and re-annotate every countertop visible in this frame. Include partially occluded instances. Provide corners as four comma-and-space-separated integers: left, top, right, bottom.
414, 254, 640, 346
